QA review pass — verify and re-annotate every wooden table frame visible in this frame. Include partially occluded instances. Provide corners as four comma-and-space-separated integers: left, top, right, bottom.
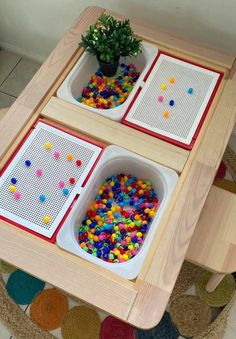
0, 7, 236, 329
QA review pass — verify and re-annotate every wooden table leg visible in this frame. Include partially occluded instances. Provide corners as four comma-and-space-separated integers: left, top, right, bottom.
205, 273, 226, 292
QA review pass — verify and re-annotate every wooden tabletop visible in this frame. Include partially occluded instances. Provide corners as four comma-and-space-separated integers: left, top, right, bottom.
0, 6, 236, 329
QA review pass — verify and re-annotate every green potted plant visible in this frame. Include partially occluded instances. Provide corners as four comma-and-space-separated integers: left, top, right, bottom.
79, 13, 142, 77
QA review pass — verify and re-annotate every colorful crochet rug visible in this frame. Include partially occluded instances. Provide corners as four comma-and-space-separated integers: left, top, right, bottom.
0, 261, 235, 339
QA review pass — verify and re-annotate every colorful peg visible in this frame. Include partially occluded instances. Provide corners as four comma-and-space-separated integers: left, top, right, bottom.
188, 87, 193, 94
36, 169, 43, 177
45, 142, 52, 150
163, 111, 169, 118
14, 192, 21, 200
54, 151, 60, 159
160, 83, 167, 90
67, 153, 73, 161
43, 215, 51, 223
58, 181, 65, 189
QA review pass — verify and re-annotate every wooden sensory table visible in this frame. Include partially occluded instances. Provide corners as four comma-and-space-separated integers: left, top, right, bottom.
0, 6, 236, 329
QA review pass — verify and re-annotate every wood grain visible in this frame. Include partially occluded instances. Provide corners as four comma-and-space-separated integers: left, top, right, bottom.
128, 59, 236, 328
0, 112, 39, 171
0, 6, 104, 161
0, 219, 136, 319
187, 186, 236, 273
0, 108, 8, 121
41, 96, 189, 172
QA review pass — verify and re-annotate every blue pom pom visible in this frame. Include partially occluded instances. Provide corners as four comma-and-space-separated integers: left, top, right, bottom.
63, 188, 69, 196
39, 194, 46, 202
188, 87, 193, 94
25, 160, 31, 167
11, 177, 17, 184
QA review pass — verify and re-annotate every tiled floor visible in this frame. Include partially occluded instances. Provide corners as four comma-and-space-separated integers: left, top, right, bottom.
0, 49, 236, 338
0, 50, 41, 108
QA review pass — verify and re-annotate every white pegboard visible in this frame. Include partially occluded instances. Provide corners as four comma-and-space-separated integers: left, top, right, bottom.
124, 54, 221, 146
0, 122, 103, 238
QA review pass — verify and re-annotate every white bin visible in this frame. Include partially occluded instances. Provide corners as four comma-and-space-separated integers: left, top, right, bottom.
57, 42, 158, 121
57, 146, 178, 279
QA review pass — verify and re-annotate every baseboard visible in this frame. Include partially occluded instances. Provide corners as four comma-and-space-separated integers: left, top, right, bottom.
0, 41, 45, 63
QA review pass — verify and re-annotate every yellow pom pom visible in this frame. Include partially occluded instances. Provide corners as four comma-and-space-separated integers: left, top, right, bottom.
149, 210, 156, 218
160, 83, 167, 90
9, 185, 16, 193
136, 232, 143, 238
123, 254, 128, 261
45, 142, 52, 150
43, 215, 51, 223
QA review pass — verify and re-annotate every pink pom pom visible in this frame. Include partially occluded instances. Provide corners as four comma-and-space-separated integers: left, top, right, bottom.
14, 192, 21, 200
58, 180, 65, 188
36, 169, 43, 177
54, 151, 60, 159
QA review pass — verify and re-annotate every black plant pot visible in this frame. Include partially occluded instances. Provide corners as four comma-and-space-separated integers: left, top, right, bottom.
97, 56, 120, 77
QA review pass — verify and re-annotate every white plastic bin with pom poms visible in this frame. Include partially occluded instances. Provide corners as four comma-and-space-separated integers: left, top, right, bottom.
57, 145, 178, 279
56, 42, 158, 121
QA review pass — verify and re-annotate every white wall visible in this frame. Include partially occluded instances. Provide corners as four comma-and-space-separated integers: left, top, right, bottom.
0, 0, 235, 62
